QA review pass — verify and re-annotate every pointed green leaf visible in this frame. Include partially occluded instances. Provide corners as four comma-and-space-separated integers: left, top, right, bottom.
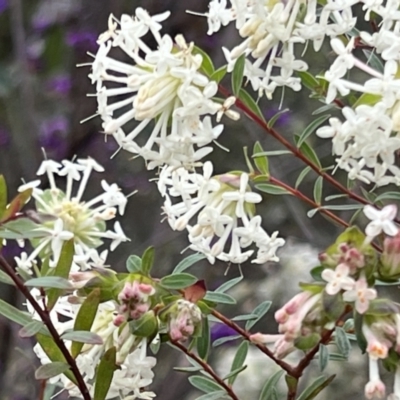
141, 246, 155, 275
295, 166, 312, 189
47, 240, 74, 310
232, 54, 245, 96
375, 191, 400, 202
161, 273, 198, 289
246, 300, 272, 330
253, 141, 269, 176
334, 327, 351, 358
297, 71, 320, 91
189, 376, 224, 393
231, 314, 258, 321
126, 255, 142, 273
215, 276, 243, 293
62, 331, 103, 344
296, 375, 336, 400
255, 184, 292, 196
197, 317, 210, 360
0, 175, 7, 219
318, 344, 329, 372
193, 46, 215, 76
36, 333, 77, 384
25, 276, 73, 290
129, 310, 158, 337
313, 176, 323, 205
298, 140, 321, 169
297, 115, 331, 148
94, 347, 118, 400
35, 361, 70, 380
0, 298, 45, 330
71, 288, 101, 358
204, 291, 236, 304
195, 391, 227, 400
239, 87, 265, 122
212, 335, 241, 347
258, 370, 284, 400
228, 341, 248, 385
268, 109, 289, 128
211, 65, 227, 83
173, 253, 206, 274
19, 320, 47, 338
0, 218, 43, 239
0, 269, 14, 285
0, 188, 32, 223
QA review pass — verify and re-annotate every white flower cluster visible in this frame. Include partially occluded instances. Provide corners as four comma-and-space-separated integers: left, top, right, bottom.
307, 1, 400, 186
196, 0, 357, 98
16, 158, 128, 273
90, 9, 239, 170
159, 162, 284, 264
29, 290, 156, 399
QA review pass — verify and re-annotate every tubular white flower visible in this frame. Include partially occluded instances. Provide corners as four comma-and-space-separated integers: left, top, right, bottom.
19, 158, 129, 268
90, 12, 234, 169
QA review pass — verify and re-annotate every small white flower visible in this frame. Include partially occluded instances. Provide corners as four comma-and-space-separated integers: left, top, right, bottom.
363, 204, 399, 238
321, 263, 355, 295
342, 277, 377, 314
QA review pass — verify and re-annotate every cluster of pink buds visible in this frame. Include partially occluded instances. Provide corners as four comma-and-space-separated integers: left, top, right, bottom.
167, 299, 202, 342
114, 281, 155, 326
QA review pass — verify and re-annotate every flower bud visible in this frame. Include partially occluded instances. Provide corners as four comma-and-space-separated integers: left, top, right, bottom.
380, 233, 400, 279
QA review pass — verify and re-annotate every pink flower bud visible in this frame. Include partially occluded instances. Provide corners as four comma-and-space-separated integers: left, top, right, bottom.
381, 233, 400, 279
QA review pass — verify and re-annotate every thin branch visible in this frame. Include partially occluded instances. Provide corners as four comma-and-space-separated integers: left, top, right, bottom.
211, 309, 296, 375
171, 339, 240, 400
0, 255, 92, 400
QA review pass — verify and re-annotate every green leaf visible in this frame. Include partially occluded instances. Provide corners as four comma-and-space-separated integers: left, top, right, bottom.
0, 218, 43, 239
0, 298, 46, 330
295, 166, 312, 189
36, 333, 77, 384
25, 277, 73, 290
212, 335, 241, 347
197, 317, 210, 360
231, 314, 258, 321
173, 253, 206, 274
328, 353, 348, 361
193, 46, 215, 76
150, 337, 161, 355
353, 92, 381, 108
297, 115, 331, 148
189, 376, 224, 393
129, 310, 158, 337
0, 269, 14, 285
61, 330, 103, 344
297, 71, 320, 91
334, 327, 351, 358
126, 255, 142, 273
245, 300, 272, 330
253, 141, 269, 176
94, 347, 118, 400
243, 146, 255, 174
160, 273, 198, 289
47, 240, 74, 310
223, 365, 247, 382
318, 344, 329, 372
195, 391, 227, 400
141, 246, 155, 275
232, 54, 245, 96
258, 370, 284, 400
298, 140, 321, 169
19, 320, 47, 338
268, 109, 290, 128
71, 288, 100, 358
322, 204, 363, 211
310, 266, 324, 282
375, 191, 400, 202
174, 366, 202, 373
363, 49, 384, 73
255, 184, 292, 196
211, 65, 227, 83
0, 188, 32, 223
228, 341, 248, 384
296, 375, 336, 400
204, 291, 236, 304
35, 361, 70, 380
324, 194, 349, 202
253, 150, 292, 157
313, 176, 323, 205
215, 276, 243, 293
239, 88, 266, 122
0, 175, 7, 219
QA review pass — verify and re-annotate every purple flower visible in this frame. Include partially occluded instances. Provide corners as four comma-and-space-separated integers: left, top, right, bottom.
66, 30, 98, 52
46, 74, 72, 96
0, 0, 8, 14
211, 323, 238, 344
39, 116, 69, 159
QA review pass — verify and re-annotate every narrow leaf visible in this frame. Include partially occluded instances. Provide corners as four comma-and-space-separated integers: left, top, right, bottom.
318, 344, 329, 372
0, 175, 7, 219
297, 71, 320, 91
258, 370, 284, 400
0, 269, 14, 285
232, 54, 245, 96
195, 391, 227, 400
160, 273, 198, 289
253, 141, 269, 176
35, 361, 70, 380
173, 253, 206, 274
228, 341, 248, 384
189, 376, 224, 393
246, 301, 272, 330
239, 88, 265, 122
0, 298, 38, 328
197, 317, 210, 360
212, 335, 241, 347
215, 276, 243, 293
25, 276, 73, 290
298, 141, 321, 169
62, 330, 103, 344
268, 109, 290, 128
211, 65, 227, 83
204, 291, 236, 304
93, 347, 118, 400
71, 288, 101, 358
19, 320, 47, 338
255, 184, 292, 196
223, 365, 247, 381
335, 327, 351, 358
313, 176, 323, 205
295, 166, 312, 189
193, 46, 215, 76
296, 375, 336, 400
1, 188, 32, 222
297, 115, 331, 148
141, 246, 155, 275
